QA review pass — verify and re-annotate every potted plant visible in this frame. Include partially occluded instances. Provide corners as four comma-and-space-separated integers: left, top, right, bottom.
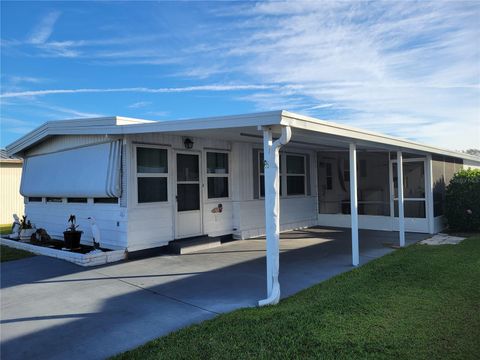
19, 215, 35, 242
63, 215, 82, 249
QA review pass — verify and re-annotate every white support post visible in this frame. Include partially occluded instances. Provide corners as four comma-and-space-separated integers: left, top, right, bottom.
426, 154, 435, 234
259, 126, 291, 307
397, 151, 405, 247
264, 129, 275, 296
349, 143, 359, 266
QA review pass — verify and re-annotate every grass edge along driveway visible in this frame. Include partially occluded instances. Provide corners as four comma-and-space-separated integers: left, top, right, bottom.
0, 224, 35, 262
113, 235, 480, 360
0, 245, 35, 262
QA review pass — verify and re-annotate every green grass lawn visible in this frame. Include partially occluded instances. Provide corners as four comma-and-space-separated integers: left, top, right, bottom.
0, 223, 13, 235
114, 235, 480, 360
1, 224, 35, 262
1, 245, 35, 262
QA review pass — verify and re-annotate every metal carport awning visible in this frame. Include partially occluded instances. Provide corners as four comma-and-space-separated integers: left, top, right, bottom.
258, 125, 408, 306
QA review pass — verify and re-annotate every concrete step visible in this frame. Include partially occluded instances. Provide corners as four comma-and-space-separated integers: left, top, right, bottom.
168, 236, 223, 254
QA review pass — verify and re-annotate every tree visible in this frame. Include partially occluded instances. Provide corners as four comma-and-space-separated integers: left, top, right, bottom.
463, 149, 480, 157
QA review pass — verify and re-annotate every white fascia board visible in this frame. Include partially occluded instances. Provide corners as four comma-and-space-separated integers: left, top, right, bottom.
6, 111, 283, 156
116, 110, 283, 134
281, 110, 480, 163
5, 116, 151, 156
0, 159, 23, 164
8, 109, 478, 164
6, 117, 118, 156
115, 116, 156, 125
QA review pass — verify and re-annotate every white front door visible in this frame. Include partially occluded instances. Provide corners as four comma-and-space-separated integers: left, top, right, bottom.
175, 152, 203, 238
317, 159, 339, 213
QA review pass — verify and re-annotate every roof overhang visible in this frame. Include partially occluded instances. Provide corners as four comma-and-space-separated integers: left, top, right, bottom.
280, 111, 480, 161
0, 159, 23, 164
5, 110, 480, 163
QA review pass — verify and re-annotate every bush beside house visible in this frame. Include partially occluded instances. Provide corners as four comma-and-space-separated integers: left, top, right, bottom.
445, 168, 480, 231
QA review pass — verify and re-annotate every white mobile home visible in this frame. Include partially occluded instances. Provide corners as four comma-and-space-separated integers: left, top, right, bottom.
6, 111, 480, 302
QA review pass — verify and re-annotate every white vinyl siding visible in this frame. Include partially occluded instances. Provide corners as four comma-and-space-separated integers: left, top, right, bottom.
0, 162, 24, 224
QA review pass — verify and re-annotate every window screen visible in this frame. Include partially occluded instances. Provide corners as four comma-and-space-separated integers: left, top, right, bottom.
138, 178, 167, 203
68, 198, 88, 203
94, 197, 119, 204
136, 147, 168, 203
206, 152, 229, 198
137, 147, 168, 173
177, 184, 200, 211
286, 155, 306, 195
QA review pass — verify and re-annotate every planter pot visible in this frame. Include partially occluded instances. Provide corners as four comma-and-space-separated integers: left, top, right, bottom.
63, 231, 83, 249
19, 229, 35, 242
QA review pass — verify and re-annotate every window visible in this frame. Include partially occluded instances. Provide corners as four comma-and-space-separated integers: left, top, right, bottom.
258, 152, 307, 197
68, 198, 88, 203
286, 155, 306, 195
46, 197, 62, 203
259, 152, 266, 197
206, 152, 229, 198
94, 197, 118, 204
136, 147, 168, 203
28, 197, 42, 202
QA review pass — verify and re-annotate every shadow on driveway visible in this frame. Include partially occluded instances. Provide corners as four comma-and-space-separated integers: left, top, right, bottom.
0, 227, 428, 360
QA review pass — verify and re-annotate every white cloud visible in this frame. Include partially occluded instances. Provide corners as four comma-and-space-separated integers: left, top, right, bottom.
128, 101, 151, 109
0, 117, 36, 135
0, 84, 276, 98
8, 76, 45, 84
307, 103, 335, 110
28, 11, 61, 44
146, 111, 170, 118
2, 1, 478, 150
200, 1, 480, 149
34, 103, 103, 118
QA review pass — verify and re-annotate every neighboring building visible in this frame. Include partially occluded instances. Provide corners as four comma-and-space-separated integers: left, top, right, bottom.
0, 149, 23, 224
5, 111, 480, 254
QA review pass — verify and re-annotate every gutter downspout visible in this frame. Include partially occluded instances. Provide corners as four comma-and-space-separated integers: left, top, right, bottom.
259, 125, 292, 306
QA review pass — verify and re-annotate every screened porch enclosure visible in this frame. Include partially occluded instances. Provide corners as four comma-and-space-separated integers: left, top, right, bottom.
316, 150, 439, 233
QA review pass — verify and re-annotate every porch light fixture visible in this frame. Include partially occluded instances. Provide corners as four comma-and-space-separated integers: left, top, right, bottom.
184, 138, 194, 149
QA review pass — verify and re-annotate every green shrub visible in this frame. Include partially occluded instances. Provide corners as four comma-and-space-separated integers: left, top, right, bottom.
445, 168, 480, 231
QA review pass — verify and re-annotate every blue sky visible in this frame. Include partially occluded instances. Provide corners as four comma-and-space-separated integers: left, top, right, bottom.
1, 1, 479, 150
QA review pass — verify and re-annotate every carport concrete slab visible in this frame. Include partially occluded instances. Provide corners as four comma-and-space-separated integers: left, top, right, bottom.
1, 227, 429, 360
1, 257, 214, 360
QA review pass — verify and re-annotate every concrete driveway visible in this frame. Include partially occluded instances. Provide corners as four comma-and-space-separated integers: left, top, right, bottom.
0, 227, 428, 360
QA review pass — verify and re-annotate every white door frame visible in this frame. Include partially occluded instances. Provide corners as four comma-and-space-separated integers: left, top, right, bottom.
389, 157, 429, 232
174, 150, 204, 239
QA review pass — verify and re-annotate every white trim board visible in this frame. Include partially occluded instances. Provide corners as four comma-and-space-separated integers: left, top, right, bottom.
7, 110, 480, 164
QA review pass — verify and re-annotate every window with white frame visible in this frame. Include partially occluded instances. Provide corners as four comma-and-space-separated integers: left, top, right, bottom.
206, 152, 229, 198
136, 146, 168, 203
258, 152, 307, 197
259, 152, 266, 198
286, 154, 306, 195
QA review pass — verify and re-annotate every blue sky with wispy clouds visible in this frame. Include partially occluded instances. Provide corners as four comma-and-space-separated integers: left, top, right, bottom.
1, 1, 479, 149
